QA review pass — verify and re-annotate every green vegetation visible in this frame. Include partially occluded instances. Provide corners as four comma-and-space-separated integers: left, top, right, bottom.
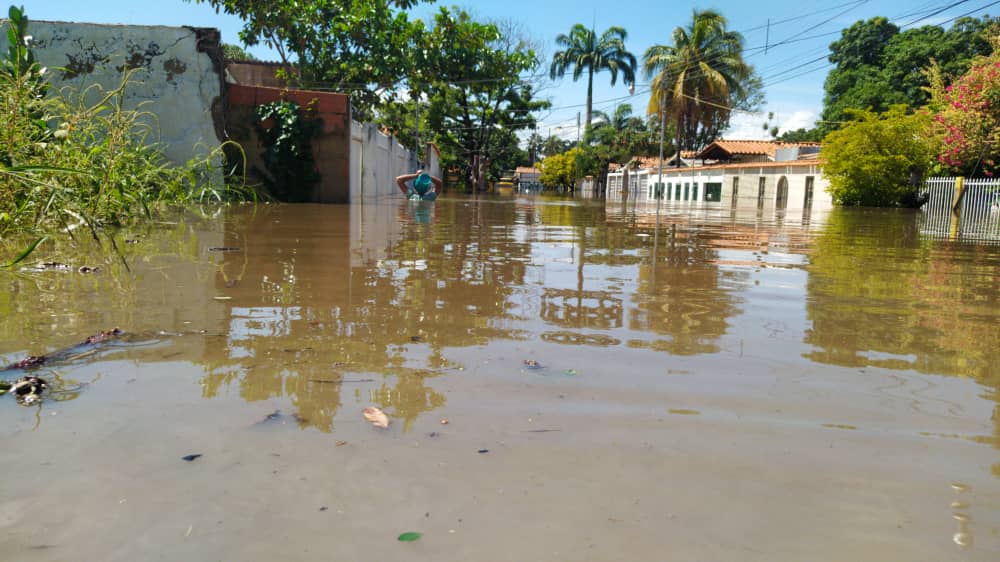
406, 9, 548, 191
820, 15, 997, 134
222, 43, 257, 61
820, 106, 938, 207
254, 100, 321, 202
819, 28, 1000, 205
926, 34, 1000, 178
642, 10, 760, 154
549, 24, 637, 131
538, 147, 580, 191
189, 0, 433, 121
0, 5, 243, 249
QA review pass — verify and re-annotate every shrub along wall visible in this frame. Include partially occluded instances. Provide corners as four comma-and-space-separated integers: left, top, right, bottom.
226, 84, 351, 203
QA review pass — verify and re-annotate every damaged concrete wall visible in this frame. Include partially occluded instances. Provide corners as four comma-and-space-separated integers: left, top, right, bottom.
1, 21, 224, 171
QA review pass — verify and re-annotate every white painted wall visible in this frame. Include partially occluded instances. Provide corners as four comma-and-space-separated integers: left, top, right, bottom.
608, 165, 833, 212
4, 21, 224, 173
349, 121, 440, 201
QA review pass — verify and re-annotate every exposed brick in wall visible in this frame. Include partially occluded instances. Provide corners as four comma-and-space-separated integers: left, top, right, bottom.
226, 84, 351, 203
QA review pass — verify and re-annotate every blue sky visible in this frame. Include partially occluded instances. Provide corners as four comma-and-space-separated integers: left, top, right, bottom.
26, 0, 997, 139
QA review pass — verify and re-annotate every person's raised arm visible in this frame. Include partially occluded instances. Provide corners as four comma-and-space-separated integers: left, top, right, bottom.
396, 173, 416, 195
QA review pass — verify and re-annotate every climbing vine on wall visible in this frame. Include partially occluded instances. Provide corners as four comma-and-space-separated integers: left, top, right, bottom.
255, 99, 321, 201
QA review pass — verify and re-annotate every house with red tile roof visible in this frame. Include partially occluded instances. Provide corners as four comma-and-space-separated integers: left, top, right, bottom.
606, 140, 833, 215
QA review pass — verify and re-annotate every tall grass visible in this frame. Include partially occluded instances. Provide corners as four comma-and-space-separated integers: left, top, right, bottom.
0, 5, 250, 246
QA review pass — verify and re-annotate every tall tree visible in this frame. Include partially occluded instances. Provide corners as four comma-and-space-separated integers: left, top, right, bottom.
821, 15, 998, 134
549, 24, 637, 130
642, 10, 754, 159
414, 8, 549, 191
187, 0, 434, 121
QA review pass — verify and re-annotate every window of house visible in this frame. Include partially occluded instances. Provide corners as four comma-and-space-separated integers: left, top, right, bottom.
692, 182, 699, 201
705, 182, 722, 202
804, 176, 814, 209
731, 177, 739, 206
757, 177, 766, 208
684, 182, 690, 201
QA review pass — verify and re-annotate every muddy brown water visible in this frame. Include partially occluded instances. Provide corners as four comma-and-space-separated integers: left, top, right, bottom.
1, 196, 999, 561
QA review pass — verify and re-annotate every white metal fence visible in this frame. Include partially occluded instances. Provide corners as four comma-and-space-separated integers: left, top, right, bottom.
920, 176, 1000, 241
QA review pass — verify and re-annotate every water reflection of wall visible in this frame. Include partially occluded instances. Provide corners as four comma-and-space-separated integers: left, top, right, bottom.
199, 201, 534, 431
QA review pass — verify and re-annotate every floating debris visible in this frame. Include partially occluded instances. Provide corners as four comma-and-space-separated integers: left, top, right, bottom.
362, 407, 390, 428
208, 247, 242, 252
77, 266, 99, 274
252, 409, 307, 427
6, 355, 46, 370
181, 454, 202, 462
397, 532, 422, 542
523, 359, 543, 370
1, 376, 49, 406
83, 328, 123, 345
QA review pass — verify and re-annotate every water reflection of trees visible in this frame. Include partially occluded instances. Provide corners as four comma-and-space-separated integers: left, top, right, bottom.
630, 232, 740, 355
198, 202, 533, 432
804, 209, 1000, 451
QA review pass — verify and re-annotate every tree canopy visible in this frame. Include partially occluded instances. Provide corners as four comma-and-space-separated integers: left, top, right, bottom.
412, 9, 549, 191
188, 0, 434, 120
643, 10, 759, 155
549, 24, 637, 131
821, 15, 997, 133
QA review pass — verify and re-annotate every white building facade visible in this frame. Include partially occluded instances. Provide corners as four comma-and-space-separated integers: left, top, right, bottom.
606, 140, 834, 214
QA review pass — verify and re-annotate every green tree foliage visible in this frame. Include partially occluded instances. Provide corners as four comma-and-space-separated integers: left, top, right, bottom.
413, 9, 549, 191
820, 106, 939, 207
927, 33, 1000, 178
539, 147, 579, 190
188, 0, 434, 121
821, 15, 997, 133
541, 135, 570, 157
549, 24, 637, 130
778, 127, 824, 142
222, 43, 257, 61
581, 103, 662, 185
525, 132, 544, 166
643, 10, 758, 155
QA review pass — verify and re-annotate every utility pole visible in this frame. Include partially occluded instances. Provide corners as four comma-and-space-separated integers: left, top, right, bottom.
415, 96, 421, 165
577, 112, 581, 144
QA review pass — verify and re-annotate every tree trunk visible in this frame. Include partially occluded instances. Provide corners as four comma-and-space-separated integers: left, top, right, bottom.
675, 115, 683, 168
585, 67, 593, 133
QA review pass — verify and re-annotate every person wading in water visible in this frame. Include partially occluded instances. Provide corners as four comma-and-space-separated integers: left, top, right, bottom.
396, 169, 443, 200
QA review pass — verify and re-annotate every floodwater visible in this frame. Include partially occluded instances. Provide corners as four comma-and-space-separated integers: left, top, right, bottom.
1, 195, 999, 561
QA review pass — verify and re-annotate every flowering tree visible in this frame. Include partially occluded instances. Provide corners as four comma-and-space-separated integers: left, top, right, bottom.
930, 35, 1000, 177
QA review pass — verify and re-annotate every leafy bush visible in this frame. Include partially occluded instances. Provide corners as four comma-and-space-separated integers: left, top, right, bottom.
254, 99, 321, 202
820, 105, 939, 207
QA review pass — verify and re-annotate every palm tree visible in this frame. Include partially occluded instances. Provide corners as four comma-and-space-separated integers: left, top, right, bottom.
550, 24, 637, 131
643, 10, 750, 163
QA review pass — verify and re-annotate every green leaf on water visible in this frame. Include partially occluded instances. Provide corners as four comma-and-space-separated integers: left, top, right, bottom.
397, 532, 422, 542
3, 236, 48, 268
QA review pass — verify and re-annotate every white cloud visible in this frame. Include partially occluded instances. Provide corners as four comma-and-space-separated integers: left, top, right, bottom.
720, 109, 818, 140
777, 110, 817, 135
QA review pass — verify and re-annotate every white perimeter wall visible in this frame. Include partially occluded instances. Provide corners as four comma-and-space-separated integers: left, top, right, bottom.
350, 121, 441, 201
4, 21, 224, 172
